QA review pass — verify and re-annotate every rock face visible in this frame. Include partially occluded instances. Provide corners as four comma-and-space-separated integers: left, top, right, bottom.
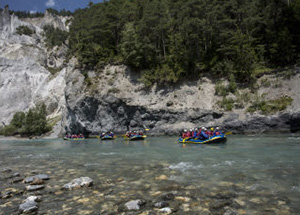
0, 5, 299, 136
0, 6, 66, 137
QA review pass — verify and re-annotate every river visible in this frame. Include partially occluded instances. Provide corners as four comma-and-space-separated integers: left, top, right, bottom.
0, 134, 299, 214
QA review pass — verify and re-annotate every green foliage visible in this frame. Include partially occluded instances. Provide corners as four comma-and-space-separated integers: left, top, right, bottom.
67, 0, 300, 84
247, 96, 293, 114
11, 112, 26, 128
9, 10, 44, 18
217, 98, 235, 111
2, 125, 17, 136
260, 78, 271, 87
47, 66, 62, 75
215, 82, 229, 97
46, 8, 72, 16
16, 25, 35, 36
43, 25, 68, 48
108, 87, 120, 94
3, 103, 51, 137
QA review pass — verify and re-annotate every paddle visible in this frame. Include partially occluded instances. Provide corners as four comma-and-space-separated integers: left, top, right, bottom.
225, 131, 232, 135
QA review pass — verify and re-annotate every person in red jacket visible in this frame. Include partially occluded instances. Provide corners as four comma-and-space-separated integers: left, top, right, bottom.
213, 127, 223, 136
182, 129, 188, 138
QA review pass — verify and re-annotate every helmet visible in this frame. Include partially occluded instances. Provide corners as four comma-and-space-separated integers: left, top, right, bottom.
216, 127, 220, 130
202, 127, 205, 130
184, 129, 187, 132
211, 128, 214, 131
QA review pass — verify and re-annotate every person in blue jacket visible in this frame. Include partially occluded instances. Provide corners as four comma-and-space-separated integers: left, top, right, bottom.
213, 127, 223, 136
199, 127, 209, 140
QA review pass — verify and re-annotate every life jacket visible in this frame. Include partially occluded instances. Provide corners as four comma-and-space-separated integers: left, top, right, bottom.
200, 131, 208, 139
186, 132, 191, 138
214, 131, 221, 136
193, 131, 198, 138
196, 129, 202, 137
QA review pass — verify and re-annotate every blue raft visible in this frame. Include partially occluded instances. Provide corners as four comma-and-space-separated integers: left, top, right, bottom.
124, 135, 145, 141
100, 135, 115, 140
178, 134, 227, 144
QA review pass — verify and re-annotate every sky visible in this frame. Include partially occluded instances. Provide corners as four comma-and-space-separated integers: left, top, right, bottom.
0, 0, 103, 13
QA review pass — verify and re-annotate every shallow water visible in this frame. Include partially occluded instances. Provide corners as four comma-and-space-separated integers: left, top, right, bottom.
0, 134, 299, 214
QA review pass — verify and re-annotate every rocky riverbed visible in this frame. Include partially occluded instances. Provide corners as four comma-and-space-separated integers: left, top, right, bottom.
0, 135, 299, 214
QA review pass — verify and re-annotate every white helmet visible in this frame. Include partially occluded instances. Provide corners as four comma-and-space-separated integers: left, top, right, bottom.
184, 129, 187, 132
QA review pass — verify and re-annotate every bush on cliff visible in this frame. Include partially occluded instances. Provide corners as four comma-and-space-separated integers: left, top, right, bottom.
2, 104, 51, 137
16, 25, 35, 36
247, 96, 293, 115
43, 25, 68, 48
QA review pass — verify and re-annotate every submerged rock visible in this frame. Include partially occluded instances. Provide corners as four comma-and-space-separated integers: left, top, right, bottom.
124, 199, 145, 211
11, 177, 24, 183
62, 177, 93, 190
154, 201, 169, 208
161, 193, 175, 201
26, 185, 45, 191
23, 174, 50, 183
13, 172, 20, 177
1, 191, 12, 199
19, 196, 40, 214
159, 207, 173, 214
30, 178, 45, 185
2, 168, 12, 173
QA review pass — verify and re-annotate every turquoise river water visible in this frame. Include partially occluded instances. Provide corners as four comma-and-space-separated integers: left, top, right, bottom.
0, 134, 299, 214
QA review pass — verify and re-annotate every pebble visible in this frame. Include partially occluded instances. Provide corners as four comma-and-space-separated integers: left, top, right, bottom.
234, 198, 246, 206
62, 177, 93, 190
124, 199, 145, 211
19, 196, 40, 214
159, 207, 172, 214
2, 168, 12, 173
155, 175, 168, 180
175, 196, 191, 202
23, 174, 50, 183
26, 185, 45, 191
30, 178, 45, 185
161, 193, 175, 201
154, 201, 169, 208
13, 172, 20, 177
11, 177, 24, 183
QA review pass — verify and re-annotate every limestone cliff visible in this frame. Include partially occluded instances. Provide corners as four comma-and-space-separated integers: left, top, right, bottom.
0, 7, 66, 137
0, 6, 299, 137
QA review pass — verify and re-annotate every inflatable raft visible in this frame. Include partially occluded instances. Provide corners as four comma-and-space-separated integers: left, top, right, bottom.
100, 135, 115, 140
124, 135, 146, 141
178, 134, 227, 144
63, 137, 85, 140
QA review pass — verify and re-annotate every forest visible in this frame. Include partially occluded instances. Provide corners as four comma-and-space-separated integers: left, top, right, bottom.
7, 0, 300, 86
67, 0, 300, 86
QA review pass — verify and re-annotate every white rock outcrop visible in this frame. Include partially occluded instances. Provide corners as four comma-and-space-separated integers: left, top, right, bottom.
0, 6, 67, 132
